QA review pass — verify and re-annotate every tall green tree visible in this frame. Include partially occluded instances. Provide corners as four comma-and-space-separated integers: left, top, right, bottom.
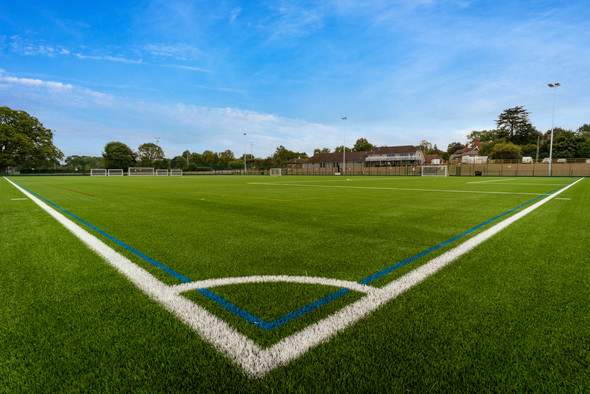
353, 138, 374, 152
137, 142, 164, 166
495, 106, 536, 143
0, 106, 63, 172
103, 141, 136, 170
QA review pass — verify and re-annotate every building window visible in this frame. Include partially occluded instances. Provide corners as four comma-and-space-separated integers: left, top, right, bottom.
320, 162, 326, 168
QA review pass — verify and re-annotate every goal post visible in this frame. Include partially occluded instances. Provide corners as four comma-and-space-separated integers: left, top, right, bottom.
128, 167, 155, 176
421, 165, 448, 177
169, 169, 183, 176
156, 169, 169, 176
269, 168, 282, 176
90, 169, 107, 176
107, 169, 124, 176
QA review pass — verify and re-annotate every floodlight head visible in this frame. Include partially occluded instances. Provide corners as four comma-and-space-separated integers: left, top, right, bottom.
548, 83, 560, 88
342, 117, 347, 120
548, 83, 554, 87
555, 83, 561, 87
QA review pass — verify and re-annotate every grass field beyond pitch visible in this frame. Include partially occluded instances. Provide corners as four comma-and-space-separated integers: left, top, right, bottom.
1, 175, 588, 391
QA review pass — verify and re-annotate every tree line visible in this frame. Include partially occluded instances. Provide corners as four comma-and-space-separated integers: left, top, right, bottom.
2, 105, 590, 174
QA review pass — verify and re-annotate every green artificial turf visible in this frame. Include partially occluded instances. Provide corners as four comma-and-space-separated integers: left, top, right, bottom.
2, 175, 588, 391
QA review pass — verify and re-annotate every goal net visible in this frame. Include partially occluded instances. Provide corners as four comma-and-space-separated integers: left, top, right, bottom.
128, 167, 155, 176
169, 169, 183, 176
156, 169, 169, 176
90, 169, 107, 176
421, 165, 448, 177
107, 169, 124, 176
270, 168, 282, 176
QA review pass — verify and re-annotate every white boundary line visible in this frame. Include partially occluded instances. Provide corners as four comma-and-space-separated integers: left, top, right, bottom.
4, 176, 583, 378
248, 182, 544, 196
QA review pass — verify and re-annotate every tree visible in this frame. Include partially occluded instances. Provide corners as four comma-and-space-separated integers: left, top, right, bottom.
170, 155, 187, 169
577, 124, 590, 138
0, 106, 63, 172
353, 138, 374, 152
489, 142, 522, 159
137, 142, 164, 167
447, 142, 464, 155
417, 140, 432, 153
313, 147, 331, 155
495, 106, 533, 142
552, 131, 585, 158
65, 155, 103, 169
467, 130, 498, 144
334, 145, 351, 153
273, 145, 307, 165
218, 149, 236, 168
103, 142, 136, 170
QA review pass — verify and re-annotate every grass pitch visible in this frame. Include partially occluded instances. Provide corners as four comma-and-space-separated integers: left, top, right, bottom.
1, 175, 588, 391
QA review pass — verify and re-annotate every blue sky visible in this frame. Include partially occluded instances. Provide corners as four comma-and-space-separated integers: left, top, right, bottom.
1, 0, 589, 159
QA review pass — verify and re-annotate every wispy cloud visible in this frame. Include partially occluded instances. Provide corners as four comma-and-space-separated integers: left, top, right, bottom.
145, 43, 202, 60
0, 71, 112, 106
74, 53, 143, 64
164, 64, 211, 73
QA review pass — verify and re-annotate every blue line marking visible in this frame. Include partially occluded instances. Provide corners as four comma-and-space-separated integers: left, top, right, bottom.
14, 178, 577, 332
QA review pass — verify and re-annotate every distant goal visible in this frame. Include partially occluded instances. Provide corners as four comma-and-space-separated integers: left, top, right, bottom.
107, 169, 124, 176
156, 169, 169, 176
169, 169, 183, 176
421, 165, 448, 177
90, 169, 107, 176
269, 168, 282, 176
128, 167, 154, 176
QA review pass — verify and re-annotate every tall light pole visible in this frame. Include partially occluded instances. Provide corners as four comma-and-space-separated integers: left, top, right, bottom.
242, 132, 247, 174
250, 142, 253, 169
341, 117, 347, 175
548, 83, 560, 176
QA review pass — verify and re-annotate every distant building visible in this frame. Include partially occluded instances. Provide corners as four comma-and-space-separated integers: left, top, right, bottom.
424, 154, 444, 165
450, 139, 484, 163
286, 157, 307, 169
303, 145, 425, 171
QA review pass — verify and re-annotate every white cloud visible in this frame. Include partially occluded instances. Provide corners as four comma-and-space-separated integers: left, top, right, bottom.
0, 71, 112, 106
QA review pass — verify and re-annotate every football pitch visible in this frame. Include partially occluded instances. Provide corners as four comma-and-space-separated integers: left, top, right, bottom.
1, 175, 589, 391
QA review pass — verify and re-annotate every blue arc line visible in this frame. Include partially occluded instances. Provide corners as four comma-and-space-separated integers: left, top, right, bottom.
12, 178, 577, 332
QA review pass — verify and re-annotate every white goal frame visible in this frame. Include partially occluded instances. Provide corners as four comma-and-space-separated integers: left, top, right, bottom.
128, 167, 155, 176
156, 169, 169, 176
107, 169, 124, 176
169, 169, 183, 176
421, 165, 448, 177
270, 168, 282, 176
90, 169, 107, 176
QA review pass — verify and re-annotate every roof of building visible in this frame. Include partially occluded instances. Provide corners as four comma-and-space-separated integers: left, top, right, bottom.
368, 145, 420, 155
306, 151, 369, 163
424, 154, 443, 162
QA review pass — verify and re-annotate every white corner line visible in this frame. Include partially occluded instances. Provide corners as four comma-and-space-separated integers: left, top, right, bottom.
172, 275, 379, 295
4, 176, 583, 379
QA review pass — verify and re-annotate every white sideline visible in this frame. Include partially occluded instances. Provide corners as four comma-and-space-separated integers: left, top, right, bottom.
4, 176, 583, 378
248, 182, 544, 196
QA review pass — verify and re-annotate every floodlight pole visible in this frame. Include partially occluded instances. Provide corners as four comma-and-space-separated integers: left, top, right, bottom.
250, 142, 253, 169
242, 132, 247, 174
547, 83, 560, 176
342, 117, 347, 175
